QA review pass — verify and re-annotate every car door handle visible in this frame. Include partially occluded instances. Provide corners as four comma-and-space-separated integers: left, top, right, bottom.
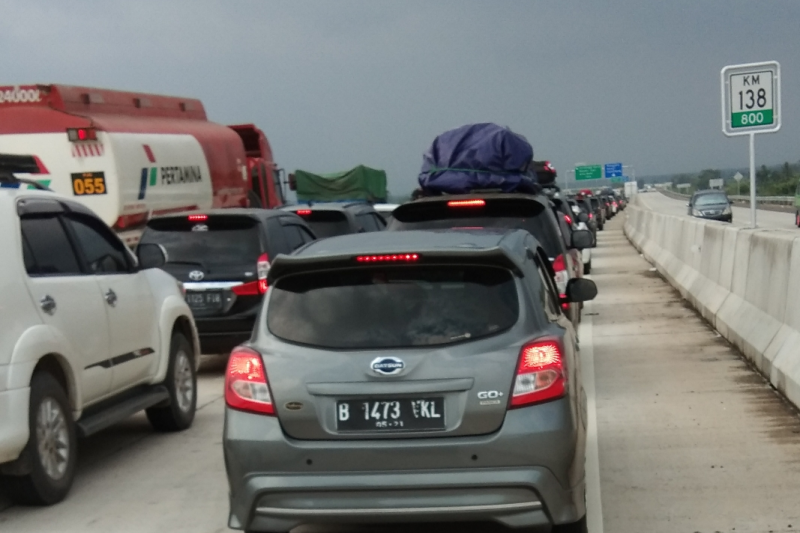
40, 295, 56, 314
105, 289, 118, 306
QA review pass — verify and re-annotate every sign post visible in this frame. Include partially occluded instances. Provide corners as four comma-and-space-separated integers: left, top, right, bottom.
721, 61, 781, 228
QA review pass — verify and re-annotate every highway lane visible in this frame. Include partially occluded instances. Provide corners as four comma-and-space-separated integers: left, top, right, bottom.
1, 215, 800, 532
638, 191, 798, 230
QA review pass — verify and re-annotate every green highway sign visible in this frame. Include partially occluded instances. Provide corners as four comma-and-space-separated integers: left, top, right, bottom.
575, 165, 602, 181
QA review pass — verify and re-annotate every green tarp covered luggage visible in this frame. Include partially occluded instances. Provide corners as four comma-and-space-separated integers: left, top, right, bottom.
294, 165, 387, 203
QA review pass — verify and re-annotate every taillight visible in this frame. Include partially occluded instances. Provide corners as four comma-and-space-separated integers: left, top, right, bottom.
553, 254, 570, 311
510, 339, 566, 408
564, 214, 573, 225
257, 253, 270, 293
588, 213, 594, 220
232, 253, 270, 296
225, 346, 274, 415
447, 199, 486, 208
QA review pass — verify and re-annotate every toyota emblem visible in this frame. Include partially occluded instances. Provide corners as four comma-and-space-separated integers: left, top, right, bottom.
188, 270, 205, 281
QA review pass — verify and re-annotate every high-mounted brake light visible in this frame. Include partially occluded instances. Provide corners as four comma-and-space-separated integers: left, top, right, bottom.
67, 128, 98, 142
232, 253, 270, 296
510, 339, 566, 407
188, 214, 208, 222
296, 209, 312, 215
447, 199, 486, 208
356, 254, 419, 263
225, 346, 274, 415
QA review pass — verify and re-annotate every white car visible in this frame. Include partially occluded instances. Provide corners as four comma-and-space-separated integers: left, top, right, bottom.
0, 179, 200, 505
372, 202, 399, 225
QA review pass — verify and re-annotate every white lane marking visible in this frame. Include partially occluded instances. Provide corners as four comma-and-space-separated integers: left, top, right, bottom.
580, 300, 604, 533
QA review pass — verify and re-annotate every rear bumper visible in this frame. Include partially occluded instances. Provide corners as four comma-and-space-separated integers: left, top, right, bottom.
695, 214, 732, 222
194, 315, 257, 354
239, 469, 575, 532
224, 398, 585, 531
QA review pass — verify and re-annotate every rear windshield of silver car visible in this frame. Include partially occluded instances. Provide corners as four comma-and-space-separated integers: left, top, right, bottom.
267, 265, 519, 349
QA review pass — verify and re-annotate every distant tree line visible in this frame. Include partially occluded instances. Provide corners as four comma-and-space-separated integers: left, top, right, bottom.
669, 161, 800, 196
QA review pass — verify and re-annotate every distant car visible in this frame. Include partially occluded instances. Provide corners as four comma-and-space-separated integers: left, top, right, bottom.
139, 209, 317, 354
281, 202, 386, 237
588, 197, 605, 230
223, 229, 597, 533
0, 185, 199, 505
568, 200, 593, 274
388, 193, 593, 327
372, 202, 399, 225
687, 190, 733, 222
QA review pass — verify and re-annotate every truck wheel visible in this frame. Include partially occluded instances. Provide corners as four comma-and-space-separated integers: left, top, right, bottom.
4, 372, 77, 505
146, 332, 197, 432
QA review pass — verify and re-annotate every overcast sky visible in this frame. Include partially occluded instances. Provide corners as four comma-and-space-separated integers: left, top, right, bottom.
2, 0, 799, 194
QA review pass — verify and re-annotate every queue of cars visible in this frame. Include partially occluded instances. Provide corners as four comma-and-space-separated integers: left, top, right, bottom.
1, 151, 600, 532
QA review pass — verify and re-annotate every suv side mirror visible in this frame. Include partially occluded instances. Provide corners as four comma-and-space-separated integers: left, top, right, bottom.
571, 229, 594, 250
578, 212, 589, 223
137, 243, 168, 269
564, 278, 598, 303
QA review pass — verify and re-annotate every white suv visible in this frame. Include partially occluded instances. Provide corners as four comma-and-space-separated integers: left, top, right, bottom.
0, 186, 200, 505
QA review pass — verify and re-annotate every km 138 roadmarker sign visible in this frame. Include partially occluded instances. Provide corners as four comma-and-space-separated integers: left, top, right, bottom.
721, 60, 781, 229
722, 61, 780, 136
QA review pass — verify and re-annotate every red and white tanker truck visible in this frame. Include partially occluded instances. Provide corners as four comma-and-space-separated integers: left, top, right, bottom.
0, 84, 285, 245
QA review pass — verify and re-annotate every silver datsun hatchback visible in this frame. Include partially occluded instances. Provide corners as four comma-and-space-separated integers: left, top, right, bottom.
223, 229, 597, 533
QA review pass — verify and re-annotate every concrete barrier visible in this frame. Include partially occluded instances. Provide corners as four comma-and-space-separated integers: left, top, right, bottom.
625, 197, 800, 409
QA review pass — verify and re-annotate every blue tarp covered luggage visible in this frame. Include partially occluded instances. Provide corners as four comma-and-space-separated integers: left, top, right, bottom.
418, 123, 540, 195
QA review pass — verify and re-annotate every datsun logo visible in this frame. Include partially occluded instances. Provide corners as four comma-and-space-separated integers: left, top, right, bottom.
370, 357, 405, 376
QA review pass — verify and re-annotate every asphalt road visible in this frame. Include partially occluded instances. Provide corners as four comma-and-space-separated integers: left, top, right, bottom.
638, 191, 798, 230
2, 214, 800, 532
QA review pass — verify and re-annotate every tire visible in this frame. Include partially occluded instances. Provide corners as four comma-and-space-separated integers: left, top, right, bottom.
146, 332, 197, 432
584, 260, 591, 275
3, 372, 77, 505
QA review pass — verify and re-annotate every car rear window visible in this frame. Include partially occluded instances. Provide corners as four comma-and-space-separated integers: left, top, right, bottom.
268, 265, 519, 349
298, 211, 352, 238
140, 215, 262, 265
390, 200, 563, 258
590, 198, 600, 209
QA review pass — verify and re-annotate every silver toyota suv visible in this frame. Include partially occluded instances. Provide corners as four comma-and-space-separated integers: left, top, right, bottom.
223, 229, 597, 532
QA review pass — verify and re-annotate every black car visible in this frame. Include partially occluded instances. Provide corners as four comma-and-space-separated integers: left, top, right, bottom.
388, 193, 593, 326
281, 202, 387, 237
138, 208, 317, 354
588, 196, 605, 230
687, 190, 733, 222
